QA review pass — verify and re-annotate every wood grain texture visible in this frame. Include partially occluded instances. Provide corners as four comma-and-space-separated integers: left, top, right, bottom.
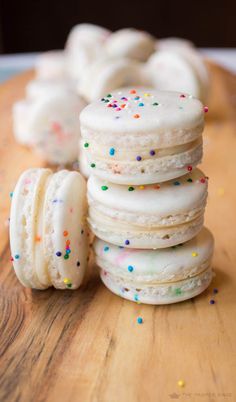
0, 65, 236, 402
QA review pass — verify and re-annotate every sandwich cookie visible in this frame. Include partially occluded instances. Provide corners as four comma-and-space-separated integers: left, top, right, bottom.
13, 88, 86, 164
80, 88, 205, 185
66, 23, 111, 82
88, 169, 208, 248
10, 168, 88, 289
35, 51, 68, 80
105, 28, 155, 61
94, 227, 214, 304
78, 58, 144, 102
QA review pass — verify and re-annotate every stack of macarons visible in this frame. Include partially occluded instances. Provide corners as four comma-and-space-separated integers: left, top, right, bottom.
80, 87, 214, 304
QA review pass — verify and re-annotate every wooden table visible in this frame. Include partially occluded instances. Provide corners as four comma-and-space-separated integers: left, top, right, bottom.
0, 65, 236, 402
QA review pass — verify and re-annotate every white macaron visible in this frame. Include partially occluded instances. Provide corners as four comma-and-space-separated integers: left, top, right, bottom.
10, 168, 88, 290
35, 51, 68, 80
13, 85, 86, 164
94, 227, 214, 304
80, 88, 205, 185
88, 168, 208, 248
78, 58, 145, 102
105, 28, 155, 61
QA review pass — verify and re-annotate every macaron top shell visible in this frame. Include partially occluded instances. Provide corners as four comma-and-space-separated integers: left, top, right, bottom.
87, 168, 208, 217
94, 227, 214, 283
80, 88, 204, 147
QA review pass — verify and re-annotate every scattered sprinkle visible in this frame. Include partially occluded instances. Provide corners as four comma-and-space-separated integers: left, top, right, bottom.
9, 191, 13, 198
14, 254, 20, 259
56, 251, 62, 257
134, 294, 139, 302
106, 94, 112, 98
187, 165, 192, 172
125, 240, 130, 245
77, 261, 80, 267
150, 150, 155, 156
192, 252, 198, 257
133, 114, 140, 119
139, 185, 145, 190
138, 102, 144, 107
144, 93, 150, 97
104, 246, 109, 252
130, 89, 136, 94
90, 163, 96, 168
109, 148, 115, 156
152, 102, 159, 106
213, 288, 218, 294
187, 178, 193, 182
101, 185, 108, 191
173, 181, 180, 186
180, 94, 186, 98
35, 235, 41, 242
128, 265, 134, 272
84, 142, 89, 148
200, 178, 206, 184
175, 288, 182, 295
128, 186, 135, 191
177, 380, 185, 388
136, 155, 142, 161
210, 299, 215, 304
63, 230, 68, 237
64, 254, 69, 260
204, 106, 209, 113
137, 317, 143, 324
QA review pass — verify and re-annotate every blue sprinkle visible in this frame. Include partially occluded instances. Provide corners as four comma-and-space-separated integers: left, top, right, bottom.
128, 265, 134, 272
104, 246, 109, 252
136, 156, 142, 161
137, 317, 143, 324
134, 96, 140, 100
134, 294, 139, 302
10, 192, 13, 198
173, 181, 180, 186
213, 288, 218, 294
138, 102, 144, 107
125, 240, 130, 245
56, 251, 62, 257
109, 148, 115, 156
66, 249, 71, 254
210, 299, 215, 304
119, 246, 124, 249
14, 254, 20, 259
150, 150, 155, 156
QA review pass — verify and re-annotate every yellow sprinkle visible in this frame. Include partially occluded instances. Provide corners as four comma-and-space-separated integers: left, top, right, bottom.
139, 185, 145, 190
192, 252, 198, 257
63, 278, 71, 285
217, 187, 225, 196
144, 93, 150, 97
177, 380, 185, 388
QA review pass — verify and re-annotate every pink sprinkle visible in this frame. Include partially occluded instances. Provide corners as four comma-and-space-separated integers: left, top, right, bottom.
204, 106, 209, 113
116, 108, 121, 111
51, 121, 62, 131
180, 94, 186, 98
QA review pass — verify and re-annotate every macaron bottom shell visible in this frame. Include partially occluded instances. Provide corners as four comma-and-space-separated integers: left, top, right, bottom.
99, 266, 213, 305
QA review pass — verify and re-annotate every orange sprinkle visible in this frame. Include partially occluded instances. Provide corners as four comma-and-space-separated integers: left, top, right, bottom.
154, 185, 160, 190
121, 104, 126, 108
63, 230, 68, 237
35, 235, 41, 242
66, 239, 70, 247
133, 114, 140, 119
130, 89, 136, 94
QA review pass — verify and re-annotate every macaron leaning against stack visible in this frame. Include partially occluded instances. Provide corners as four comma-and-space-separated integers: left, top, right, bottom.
80, 88, 205, 185
94, 227, 214, 304
35, 51, 68, 80
10, 168, 88, 289
87, 168, 208, 249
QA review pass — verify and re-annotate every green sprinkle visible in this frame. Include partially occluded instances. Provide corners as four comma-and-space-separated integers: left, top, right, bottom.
101, 185, 108, 191
10, 191, 13, 198
152, 102, 159, 106
187, 178, 193, 182
106, 94, 112, 98
67, 283, 72, 288
90, 163, 96, 168
64, 254, 69, 260
128, 186, 135, 191
175, 288, 182, 295
84, 142, 89, 148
